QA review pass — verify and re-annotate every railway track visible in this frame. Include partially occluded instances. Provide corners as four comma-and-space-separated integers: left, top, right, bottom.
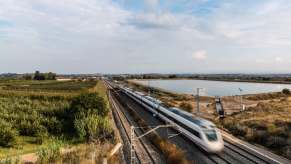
105, 81, 290, 164
107, 83, 162, 164
109, 91, 141, 164
111, 86, 215, 163
224, 141, 272, 164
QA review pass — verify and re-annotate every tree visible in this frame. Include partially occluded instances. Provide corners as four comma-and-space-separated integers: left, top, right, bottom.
34, 71, 56, 80
47, 72, 56, 80
34, 71, 41, 80
70, 93, 111, 140
0, 119, 18, 147
282, 88, 291, 95
70, 92, 108, 118
23, 74, 32, 80
169, 74, 177, 79
74, 115, 112, 141
34, 71, 45, 80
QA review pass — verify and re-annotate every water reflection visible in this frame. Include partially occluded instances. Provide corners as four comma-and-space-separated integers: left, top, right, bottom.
135, 79, 291, 96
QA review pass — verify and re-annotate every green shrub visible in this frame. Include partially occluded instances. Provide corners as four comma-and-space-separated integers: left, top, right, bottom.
0, 158, 13, 164
74, 119, 86, 140
70, 92, 108, 118
282, 88, 291, 95
0, 119, 18, 147
41, 117, 62, 135
37, 140, 63, 163
247, 130, 269, 144
87, 115, 112, 139
223, 120, 247, 137
230, 125, 246, 136
34, 131, 48, 145
17, 120, 47, 137
74, 115, 112, 141
70, 92, 112, 140
246, 121, 267, 131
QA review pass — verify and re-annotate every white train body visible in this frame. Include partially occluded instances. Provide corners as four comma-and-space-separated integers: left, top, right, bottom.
120, 86, 224, 153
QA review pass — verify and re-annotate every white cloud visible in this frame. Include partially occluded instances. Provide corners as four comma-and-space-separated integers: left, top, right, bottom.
144, 0, 159, 9
275, 57, 283, 62
129, 12, 178, 30
0, 0, 291, 73
192, 50, 207, 60
209, 1, 291, 47
256, 56, 284, 64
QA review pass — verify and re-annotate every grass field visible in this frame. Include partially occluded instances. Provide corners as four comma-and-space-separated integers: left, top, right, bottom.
0, 80, 104, 159
90, 80, 108, 99
0, 80, 96, 92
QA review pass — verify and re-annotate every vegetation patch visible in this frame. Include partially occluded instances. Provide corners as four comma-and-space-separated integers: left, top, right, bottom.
179, 102, 193, 113
218, 96, 291, 159
0, 80, 115, 161
71, 92, 113, 142
1, 80, 96, 92
244, 89, 290, 101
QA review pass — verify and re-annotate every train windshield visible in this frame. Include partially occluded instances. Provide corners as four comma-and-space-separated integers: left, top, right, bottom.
203, 130, 218, 142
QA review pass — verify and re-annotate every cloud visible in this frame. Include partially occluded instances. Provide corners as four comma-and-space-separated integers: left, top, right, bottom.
144, 0, 159, 9
208, 1, 291, 47
275, 57, 283, 62
192, 50, 207, 60
1, 0, 291, 73
128, 13, 178, 30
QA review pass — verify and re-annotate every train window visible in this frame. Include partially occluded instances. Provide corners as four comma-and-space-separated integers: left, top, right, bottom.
204, 130, 218, 142
190, 129, 201, 138
139, 97, 202, 139
164, 113, 201, 139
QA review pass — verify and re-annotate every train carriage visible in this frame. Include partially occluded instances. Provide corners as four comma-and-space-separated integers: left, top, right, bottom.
120, 85, 224, 153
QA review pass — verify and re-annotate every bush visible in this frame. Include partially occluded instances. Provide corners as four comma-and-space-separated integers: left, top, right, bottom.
41, 117, 62, 135
34, 131, 48, 145
74, 115, 112, 141
70, 92, 108, 118
70, 92, 112, 141
223, 120, 247, 137
179, 102, 193, 113
158, 139, 188, 164
246, 121, 268, 131
18, 120, 47, 137
74, 119, 86, 140
247, 130, 269, 144
266, 124, 288, 138
282, 88, 291, 95
86, 115, 112, 140
37, 140, 63, 163
266, 136, 287, 149
0, 119, 18, 147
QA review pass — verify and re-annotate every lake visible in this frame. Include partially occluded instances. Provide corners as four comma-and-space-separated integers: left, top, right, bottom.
134, 79, 291, 96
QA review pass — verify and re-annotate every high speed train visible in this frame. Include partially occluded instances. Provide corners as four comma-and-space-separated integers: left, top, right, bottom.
119, 85, 224, 153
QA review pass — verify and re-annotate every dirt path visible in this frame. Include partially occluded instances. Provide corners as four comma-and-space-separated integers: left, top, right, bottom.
21, 153, 38, 163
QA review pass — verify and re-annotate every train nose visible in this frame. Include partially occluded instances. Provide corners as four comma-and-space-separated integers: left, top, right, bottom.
207, 142, 224, 153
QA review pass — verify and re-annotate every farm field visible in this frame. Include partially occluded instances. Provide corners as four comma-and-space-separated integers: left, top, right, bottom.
0, 80, 115, 162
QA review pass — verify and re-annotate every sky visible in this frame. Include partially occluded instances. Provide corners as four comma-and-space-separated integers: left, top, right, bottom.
0, 0, 291, 74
